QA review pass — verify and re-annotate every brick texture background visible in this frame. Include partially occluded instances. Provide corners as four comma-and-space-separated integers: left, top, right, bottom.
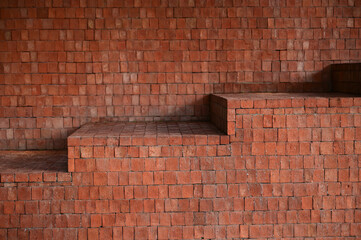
1, 0, 361, 150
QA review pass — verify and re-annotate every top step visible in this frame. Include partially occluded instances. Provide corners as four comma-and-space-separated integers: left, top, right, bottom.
211, 92, 361, 135
212, 92, 361, 108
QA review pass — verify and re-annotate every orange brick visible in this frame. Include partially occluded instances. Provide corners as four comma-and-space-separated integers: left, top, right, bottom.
320, 142, 334, 155
251, 142, 265, 155
81, 147, 93, 158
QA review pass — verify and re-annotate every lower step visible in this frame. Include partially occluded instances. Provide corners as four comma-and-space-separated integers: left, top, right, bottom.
67, 122, 230, 172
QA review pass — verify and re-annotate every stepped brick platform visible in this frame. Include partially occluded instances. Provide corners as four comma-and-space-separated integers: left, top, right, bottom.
67, 121, 230, 173
211, 92, 361, 135
1, 93, 361, 239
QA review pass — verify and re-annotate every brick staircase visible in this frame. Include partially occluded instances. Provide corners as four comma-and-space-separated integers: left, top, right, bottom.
0, 92, 361, 239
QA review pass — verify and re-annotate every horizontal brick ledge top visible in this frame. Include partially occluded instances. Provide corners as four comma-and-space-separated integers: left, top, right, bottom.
0, 150, 69, 182
68, 121, 228, 146
211, 92, 361, 109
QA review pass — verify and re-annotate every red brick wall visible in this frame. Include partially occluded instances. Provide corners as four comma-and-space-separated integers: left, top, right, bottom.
1, 0, 361, 149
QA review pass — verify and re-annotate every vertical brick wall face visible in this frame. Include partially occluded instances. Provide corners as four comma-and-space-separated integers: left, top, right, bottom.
1, 95, 360, 239
1, 0, 361, 149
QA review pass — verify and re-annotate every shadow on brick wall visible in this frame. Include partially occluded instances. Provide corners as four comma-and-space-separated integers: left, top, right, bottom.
331, 63, 361, 94
213, 66, 332, 94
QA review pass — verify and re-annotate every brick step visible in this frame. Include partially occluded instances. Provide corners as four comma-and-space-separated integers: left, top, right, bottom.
211, 92, 361, 135
67, 122, 230, 172
213, 92, 361, 181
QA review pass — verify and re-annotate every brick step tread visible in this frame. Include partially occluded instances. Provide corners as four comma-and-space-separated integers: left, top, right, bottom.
212, 92, 361, 109
68, 121, 228, 147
